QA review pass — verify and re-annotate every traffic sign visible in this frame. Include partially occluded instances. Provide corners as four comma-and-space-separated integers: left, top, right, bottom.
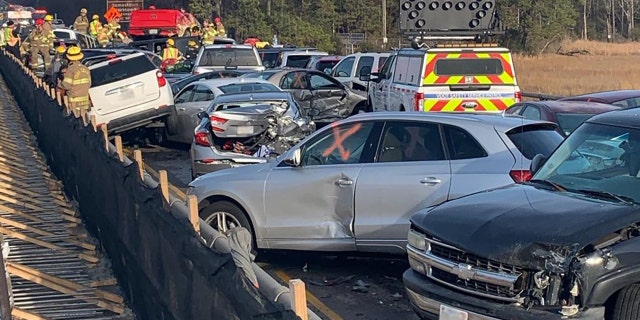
106, 0, 143, 22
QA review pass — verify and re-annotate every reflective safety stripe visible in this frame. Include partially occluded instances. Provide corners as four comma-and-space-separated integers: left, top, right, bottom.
163, 48, 178, 60
423, 52, 516, 86
72, 78, 90, 85
69, 96, 89, 102
63, 77, 74, 84
422, 98, 516, 112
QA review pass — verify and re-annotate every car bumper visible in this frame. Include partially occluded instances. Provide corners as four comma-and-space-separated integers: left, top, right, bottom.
190, 143, 266, 178
98, 105, 174, 134
403, 269, 605, 320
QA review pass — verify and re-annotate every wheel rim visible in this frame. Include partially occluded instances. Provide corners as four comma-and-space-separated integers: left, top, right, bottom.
205, 211, 241, 232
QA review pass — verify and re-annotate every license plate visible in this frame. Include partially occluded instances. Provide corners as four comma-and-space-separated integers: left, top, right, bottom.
236, 126, 253, 135
439, 305, 468, 320
148, 29, 158, 35
121, 89, 134, 99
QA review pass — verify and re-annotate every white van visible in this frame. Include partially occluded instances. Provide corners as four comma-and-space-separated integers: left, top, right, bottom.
366, 45, 521, 113
88, 52, 175, 134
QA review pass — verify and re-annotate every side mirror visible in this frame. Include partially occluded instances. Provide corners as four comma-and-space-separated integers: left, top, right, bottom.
197, 111, 208, 119
530, 153, 547, 175
369, 72, 381, 82
358, 66, 372, 82
284, 149, 301, 167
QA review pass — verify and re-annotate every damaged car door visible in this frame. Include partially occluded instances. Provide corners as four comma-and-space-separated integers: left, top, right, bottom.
176, 84, 215, 143
307, 71, 349, 122
354, 121, 451, 253
263, 121, 378, 250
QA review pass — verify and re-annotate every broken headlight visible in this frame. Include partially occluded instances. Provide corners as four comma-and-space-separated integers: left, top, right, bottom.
585, 248, 618, 270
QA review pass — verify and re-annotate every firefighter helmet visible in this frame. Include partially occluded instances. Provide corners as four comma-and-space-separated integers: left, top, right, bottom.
166, 38, 175, 46
66, 46, 84, 61
35, 19, 44, 26
56, 46, 66, 54
92, 14, 99, 20
44, 15, 53, 21
80, 8, 87, 14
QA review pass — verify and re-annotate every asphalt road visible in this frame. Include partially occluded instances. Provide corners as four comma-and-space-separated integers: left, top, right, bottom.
132, 142, 420, 320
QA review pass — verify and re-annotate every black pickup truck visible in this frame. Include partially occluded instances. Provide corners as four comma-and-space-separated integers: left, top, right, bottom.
404, 107, 640, 320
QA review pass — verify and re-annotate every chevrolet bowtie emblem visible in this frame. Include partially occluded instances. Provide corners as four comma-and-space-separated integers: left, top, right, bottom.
453, 263, 476, 280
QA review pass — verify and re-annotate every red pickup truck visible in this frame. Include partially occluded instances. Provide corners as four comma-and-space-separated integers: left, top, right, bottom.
128, 9, 199, 39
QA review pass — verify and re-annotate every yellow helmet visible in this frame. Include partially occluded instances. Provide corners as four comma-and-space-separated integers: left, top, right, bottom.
80, 8, 87, 14
92, 14, 99, 20
188, 40, 197, 47
66, 46, 84, 61
166, 38, 175, 46
56, 46, 66, 54
44, 15, 53, 21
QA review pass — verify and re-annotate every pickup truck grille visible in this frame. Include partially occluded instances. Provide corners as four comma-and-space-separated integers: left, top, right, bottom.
430, 241, 523, 275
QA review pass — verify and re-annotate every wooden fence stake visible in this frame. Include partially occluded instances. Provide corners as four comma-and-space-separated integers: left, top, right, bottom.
114, 136, 123, 162
133, 150, 144, 180
101, 125, 109, 151
56, 90, 62, 106
289, 279, 308, 320
90, 115, 97, 131
63, 96, 70, 115
187, 195, 200, 234
159, 170, 169, 203
50, 87, 56, 99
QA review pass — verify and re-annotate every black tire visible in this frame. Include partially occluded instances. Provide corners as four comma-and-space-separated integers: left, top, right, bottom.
610, 284, 640, 320
199, 201, 252, 235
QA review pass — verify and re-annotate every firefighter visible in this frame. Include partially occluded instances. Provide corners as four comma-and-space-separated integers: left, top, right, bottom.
214, 17, 226, 38
190, 25, 201, 37
201, 21, 217, 45
43, 15, 55, 51
58, 46, 92, 118
162, 38, 182, 62
97, 24, 110, 47
0, 23, 6, 47
45, 46, 68, 86
89, 15, 101, 37
27, 19, 51, 71
114, 30, 132, 44
73, 8, 89, 34
185, 40, 199, 61
107, 17, 121, 39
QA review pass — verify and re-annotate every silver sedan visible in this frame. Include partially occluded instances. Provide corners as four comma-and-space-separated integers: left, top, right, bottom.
187, 112, 564, 254
164, 78, 281, 144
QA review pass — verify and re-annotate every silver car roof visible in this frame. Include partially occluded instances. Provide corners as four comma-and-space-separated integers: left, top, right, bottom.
213, 91, 293, 103
190, 77, 276, 90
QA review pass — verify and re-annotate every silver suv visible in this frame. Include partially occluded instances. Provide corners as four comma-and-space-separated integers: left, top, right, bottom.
192, 44, 265, 74
187, 112, 564, 253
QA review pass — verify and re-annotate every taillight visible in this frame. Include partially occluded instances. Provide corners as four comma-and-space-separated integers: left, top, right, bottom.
108, 59, 122, 65
510, 170, 532, 183
156, 71, 166, 87
515, 91, 522, 103
414, 92, 424, 111
210, 116, 228, 132
194, 131, 211, 147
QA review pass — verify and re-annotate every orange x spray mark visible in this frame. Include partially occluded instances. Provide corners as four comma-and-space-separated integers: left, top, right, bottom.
323, 123, 362, 161
292, 72, 306, 89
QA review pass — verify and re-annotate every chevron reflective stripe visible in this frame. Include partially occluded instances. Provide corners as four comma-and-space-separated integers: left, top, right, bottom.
423, 98, 515, 112
423, 52, 515, 86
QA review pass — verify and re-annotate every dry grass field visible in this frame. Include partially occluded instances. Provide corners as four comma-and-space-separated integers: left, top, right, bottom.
514, 40, 640, 96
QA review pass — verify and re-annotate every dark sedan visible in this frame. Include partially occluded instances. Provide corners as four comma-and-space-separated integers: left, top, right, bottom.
241, 68, 367, 123
505, 101, 620, 136
558, 89, 640, 108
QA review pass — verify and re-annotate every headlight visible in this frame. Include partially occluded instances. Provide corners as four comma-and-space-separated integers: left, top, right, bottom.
408, 229, 427, 251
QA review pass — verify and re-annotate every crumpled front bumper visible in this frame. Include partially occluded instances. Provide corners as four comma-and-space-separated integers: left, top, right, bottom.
403, 269, 605, 320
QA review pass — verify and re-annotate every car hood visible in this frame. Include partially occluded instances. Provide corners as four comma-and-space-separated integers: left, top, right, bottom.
189, 157, 276, 186
411, 184, 640, 270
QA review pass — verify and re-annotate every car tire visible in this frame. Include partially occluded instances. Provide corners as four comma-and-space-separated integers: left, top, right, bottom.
610, 284, 640, 320
200, 200, 253, 236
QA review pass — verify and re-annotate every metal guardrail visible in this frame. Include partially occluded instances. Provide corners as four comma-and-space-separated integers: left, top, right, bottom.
522, 92, 566, 101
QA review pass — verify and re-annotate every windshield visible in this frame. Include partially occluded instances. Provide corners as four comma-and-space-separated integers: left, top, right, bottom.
315, 61, 339, 74
286, 55, 314, 68
259, 52, 279, 68
533, 122, 640, 204
199, 48, 260, 67
218, 83, 280, 94
556, 113, 595, 136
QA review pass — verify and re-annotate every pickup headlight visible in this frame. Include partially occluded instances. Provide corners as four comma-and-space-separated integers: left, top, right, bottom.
408, 229, 427, 251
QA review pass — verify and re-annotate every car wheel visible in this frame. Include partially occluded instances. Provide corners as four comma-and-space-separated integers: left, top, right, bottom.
610, 284, 640, 320
200, 201, 252, 235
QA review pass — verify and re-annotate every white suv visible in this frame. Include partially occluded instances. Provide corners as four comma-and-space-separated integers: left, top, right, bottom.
88, 52, 175, 134
331, 52, 390, 91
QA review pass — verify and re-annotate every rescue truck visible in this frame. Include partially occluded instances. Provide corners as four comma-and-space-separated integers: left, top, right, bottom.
364, 0, 521, 113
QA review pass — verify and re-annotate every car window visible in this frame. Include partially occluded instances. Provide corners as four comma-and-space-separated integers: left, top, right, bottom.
302, 122, 375, 166
259, 51, 279, 68
435, 59, 503, 75
443, 125, 487, 160
333, 57, 355, 77
175, 85, 196, 103
218, 83, 279, 94
316, 61, 339, 74
280, 71, 307, 89
54, 31, 70, 39
505, 104, 525, 115
199, 48, 260, 67
309, 73, 341, 90
377, 57, 388, 71
285, 55, 313, 68
613, 98, 640, 109
355, 56, 375, 77
507, 124, 564, 159
555, 113, 596, 136
522, 106, 541, 120
379, 55, 395, 79
191, 85, 215, 102
378, 121, 445, 162
90, 55, 157, 87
